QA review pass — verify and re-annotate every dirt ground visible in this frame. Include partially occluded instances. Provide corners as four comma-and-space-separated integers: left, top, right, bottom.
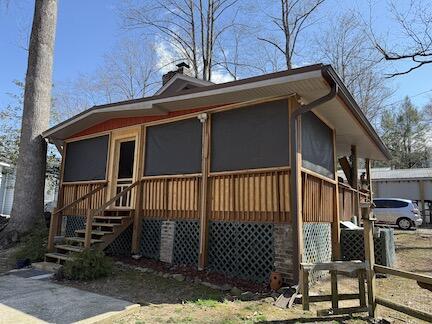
312, 228, 432, 324
0, 228, 430, 323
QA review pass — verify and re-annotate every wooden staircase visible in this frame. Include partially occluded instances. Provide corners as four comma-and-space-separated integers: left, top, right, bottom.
45, 209, 133, 264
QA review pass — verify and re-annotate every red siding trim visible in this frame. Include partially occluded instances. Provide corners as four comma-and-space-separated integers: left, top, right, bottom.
68, 106, 212, 139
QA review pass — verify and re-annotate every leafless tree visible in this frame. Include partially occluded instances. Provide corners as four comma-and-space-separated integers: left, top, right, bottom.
1, 0, 57, 245
371, 0, 432, 77
53, 39, 160, 122
257, 0, 327, 69
121, 0, 241, 81
315, 12, 393, 124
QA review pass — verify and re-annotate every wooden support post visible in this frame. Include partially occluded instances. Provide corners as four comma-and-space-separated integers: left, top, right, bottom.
198, 114, 210, 270
331, 271, 339, 309
84, 209, 93, 249
362, 203, 376, 318
132, 126, 146, 254
47, 209, 59, 252
419, 180, 425, 222
331, 130, 340, 260
365, 159, 373, 201
358, 270, 367, 307
302, 268, 310, 311
351, 145, 360, 224
55, 143, 66, 236
290, 99, 304, 283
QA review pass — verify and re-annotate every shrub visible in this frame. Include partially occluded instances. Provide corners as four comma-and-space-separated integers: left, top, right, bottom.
63, 249, 112, 281
14, 220, 48, 262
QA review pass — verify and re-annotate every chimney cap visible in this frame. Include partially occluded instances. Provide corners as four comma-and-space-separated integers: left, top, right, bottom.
176, 62, 190, 69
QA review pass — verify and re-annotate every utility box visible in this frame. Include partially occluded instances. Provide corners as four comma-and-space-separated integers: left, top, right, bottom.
340, 227, 396, 267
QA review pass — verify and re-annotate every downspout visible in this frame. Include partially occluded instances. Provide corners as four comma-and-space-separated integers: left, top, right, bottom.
290, 74, 338, 282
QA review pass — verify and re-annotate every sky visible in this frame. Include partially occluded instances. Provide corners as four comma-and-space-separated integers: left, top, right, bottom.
0, 0, 431, 112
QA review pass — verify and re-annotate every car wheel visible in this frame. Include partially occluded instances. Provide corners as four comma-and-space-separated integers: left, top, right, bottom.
397, 217, 412, 230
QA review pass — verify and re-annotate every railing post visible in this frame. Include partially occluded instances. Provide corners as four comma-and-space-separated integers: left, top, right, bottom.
362, 201, 376, 318
132, 180, 143, 254
198, 113, 210, 270
84, 209, 93, 249
47, 209, 59, 252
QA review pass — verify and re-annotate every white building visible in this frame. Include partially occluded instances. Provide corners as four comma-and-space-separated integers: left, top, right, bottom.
0, 161, 58, 217
370, 168, 432, 224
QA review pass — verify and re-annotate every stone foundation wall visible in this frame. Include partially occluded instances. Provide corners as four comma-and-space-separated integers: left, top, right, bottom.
273, 224, 294, 284
159, 221, 176, 263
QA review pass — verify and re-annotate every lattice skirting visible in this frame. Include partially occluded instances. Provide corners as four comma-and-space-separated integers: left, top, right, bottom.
64, 215, 85, 237
340, 228, 395, 266
105, 225, 133, 256
303, 223, 332, 282
173, 220, 200, 266
140, 219, 163, 259
208, 221, 274, 283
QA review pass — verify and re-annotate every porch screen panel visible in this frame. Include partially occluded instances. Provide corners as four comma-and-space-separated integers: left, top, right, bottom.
144, 118, 202, 176
211, 100, 289, 172
63, 135, 109, 182
301, 112, 334, 178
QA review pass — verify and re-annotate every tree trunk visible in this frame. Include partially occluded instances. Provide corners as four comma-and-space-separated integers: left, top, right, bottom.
0, 0, 57, 246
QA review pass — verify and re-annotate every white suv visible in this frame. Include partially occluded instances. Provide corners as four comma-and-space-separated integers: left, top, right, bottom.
373, 198, 423, 230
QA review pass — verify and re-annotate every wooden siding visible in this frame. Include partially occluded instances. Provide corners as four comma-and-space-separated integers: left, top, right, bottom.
62, 182, 108, 216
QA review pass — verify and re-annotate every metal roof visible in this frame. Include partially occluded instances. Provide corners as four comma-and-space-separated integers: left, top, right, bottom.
338, 167, 432, 181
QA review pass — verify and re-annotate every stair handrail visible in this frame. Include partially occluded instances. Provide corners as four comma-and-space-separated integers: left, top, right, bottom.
84, 180, 141, 248
48, 182, 108, 251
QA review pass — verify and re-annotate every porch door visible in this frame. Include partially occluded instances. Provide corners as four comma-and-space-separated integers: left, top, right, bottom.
113, 138, 136, 208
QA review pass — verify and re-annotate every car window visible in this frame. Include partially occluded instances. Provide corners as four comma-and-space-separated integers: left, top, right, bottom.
387, 200, 408, 208
374, 200, 385, 208
374, 199, 408, 208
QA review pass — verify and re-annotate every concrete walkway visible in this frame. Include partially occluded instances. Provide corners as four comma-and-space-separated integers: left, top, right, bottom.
0, 274, 139, 323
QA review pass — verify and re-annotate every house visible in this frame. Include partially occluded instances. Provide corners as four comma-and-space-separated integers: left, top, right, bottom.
0, 161, 59, 217
43, 63, 390, 284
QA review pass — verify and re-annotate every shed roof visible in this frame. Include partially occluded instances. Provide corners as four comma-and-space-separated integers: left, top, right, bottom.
43, 64, 390, 161
338, 167, 432, 181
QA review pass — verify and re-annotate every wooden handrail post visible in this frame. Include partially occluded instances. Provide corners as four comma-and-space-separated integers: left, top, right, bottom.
132, 180, 143, 254
362, 201, 376, 318
84, 209, 93, 249
47, 208, 60, 252
198, 114, 210, 270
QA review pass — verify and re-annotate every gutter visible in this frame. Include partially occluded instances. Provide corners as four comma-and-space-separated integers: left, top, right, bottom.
290, 75, 338, 283
322, 66, 391, 160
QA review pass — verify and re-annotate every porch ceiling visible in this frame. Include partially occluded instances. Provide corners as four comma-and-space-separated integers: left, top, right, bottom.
43, 64, 389, 161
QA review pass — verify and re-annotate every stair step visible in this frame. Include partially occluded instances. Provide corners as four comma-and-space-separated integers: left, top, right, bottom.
66, 237, 104, 244
94, 216, 125, 220
55, 244, 84, 253
75, 229, 113, 236
45, 252, 72, 262
92, 222, 119, 227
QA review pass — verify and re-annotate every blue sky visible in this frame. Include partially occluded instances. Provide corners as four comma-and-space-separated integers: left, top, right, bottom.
1, 0, 431, 111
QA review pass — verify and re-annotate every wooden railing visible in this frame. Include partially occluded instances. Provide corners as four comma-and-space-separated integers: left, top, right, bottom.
47, 182, 108, 251
62, 182, 108, 216
338, 182, 370, 221
374, 265, 432, 321
208, 167, 290, 222
141, 174, 202, 219
84, 180, 140, 248
301, 169, 336, 223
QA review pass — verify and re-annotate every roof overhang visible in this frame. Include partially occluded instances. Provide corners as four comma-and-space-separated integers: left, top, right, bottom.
44, 64, 390, 161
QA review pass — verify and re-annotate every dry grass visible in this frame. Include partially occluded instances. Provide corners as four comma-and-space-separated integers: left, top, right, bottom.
312, 229, 432, 324
54, 228, 432, 323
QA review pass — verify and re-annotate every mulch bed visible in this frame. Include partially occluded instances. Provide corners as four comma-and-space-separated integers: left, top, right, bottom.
114, 255, 271, 293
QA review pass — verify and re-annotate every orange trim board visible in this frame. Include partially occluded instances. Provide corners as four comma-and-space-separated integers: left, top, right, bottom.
68, 106, 217, 139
